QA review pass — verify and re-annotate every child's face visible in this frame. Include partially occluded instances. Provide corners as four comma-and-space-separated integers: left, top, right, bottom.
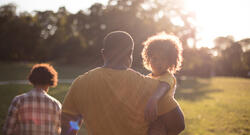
149, 53, 168, 76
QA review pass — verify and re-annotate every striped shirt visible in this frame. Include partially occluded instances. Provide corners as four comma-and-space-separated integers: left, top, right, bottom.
3, 89, 61, 135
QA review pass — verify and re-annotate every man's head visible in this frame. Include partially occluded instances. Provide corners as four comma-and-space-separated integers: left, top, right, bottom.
102, 31, 134, 67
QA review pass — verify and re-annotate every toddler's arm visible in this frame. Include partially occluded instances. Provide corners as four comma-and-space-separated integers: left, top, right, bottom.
144, 81, 170, 122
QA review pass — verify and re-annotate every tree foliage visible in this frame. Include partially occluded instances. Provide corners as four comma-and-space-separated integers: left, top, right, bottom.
0, 1, 249, 77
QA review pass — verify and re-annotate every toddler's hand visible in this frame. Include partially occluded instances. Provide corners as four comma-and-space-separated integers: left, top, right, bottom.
144, 97, 158, 122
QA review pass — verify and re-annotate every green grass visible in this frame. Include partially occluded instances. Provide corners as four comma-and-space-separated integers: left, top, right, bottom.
0, 62, 33, 81
0, 62, 94, 81
176, 77, 250, 135
0, 62, 249, 134
0, 77, 249, 135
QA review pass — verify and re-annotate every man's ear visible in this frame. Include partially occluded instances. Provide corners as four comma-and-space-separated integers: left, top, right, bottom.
101, 49, 105, 59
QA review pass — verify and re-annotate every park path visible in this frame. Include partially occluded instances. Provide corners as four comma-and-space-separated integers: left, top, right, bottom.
0, 79, 74, 85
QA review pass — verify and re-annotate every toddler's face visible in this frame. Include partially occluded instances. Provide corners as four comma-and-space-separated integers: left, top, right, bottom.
149, 53, 168, 75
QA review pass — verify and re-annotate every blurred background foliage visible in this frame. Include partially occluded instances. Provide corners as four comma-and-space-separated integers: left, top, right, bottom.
0, 0, 250, 77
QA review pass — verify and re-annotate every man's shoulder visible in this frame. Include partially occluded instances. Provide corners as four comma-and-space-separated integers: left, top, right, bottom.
72, 67, 156, 85
74, 67, 140, 81
66, 67, 106, 91
72, 67, 102, 84
78, 67, 102, 78
127, 68, 144, 76
126, 68, 156, 81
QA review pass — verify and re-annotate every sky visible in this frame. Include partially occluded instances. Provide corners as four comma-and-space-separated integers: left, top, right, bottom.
0, 0, 109, 13
0, 0, 250, 48
184, 0, 250, 48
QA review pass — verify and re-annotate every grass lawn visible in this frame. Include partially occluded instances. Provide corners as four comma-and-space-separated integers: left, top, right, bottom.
0, 62, 96, 81
177, 77, 250, 135
0, 77, 249, 135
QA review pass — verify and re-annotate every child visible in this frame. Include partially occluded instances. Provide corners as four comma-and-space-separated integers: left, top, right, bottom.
3, 63, 61, 135
142, 32, 185, 135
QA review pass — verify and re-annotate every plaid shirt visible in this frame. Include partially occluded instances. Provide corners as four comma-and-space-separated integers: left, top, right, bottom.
3, 89, 61, 135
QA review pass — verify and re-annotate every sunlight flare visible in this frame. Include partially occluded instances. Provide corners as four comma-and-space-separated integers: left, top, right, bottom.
184, 0, 250, 48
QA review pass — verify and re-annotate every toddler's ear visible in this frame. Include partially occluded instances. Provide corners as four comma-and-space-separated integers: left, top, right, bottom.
101, 49, 104, 54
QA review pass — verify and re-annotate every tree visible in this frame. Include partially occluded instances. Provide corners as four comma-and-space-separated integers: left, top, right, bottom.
213, 36, 248, 76
0, 4, 42, 61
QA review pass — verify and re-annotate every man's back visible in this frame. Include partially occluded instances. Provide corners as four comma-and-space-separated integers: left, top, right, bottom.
62, 67, 159, 135
3, 89, 61, 135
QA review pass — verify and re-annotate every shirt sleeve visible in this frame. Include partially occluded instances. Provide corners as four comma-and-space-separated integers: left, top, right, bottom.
3, 96, 20, 135
132, 72, 159, 95
55, 102, 62, 134
62, 77, 81, 115
157, 76, 178, 115
157, 74, 175, 89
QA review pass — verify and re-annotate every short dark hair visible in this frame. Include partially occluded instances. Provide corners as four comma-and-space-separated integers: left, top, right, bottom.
103, 31, 134, 60
28, 63, 58, 87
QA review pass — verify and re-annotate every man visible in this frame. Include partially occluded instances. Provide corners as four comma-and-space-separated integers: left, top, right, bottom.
3, 63, 61, 135
61, 31, 184, 135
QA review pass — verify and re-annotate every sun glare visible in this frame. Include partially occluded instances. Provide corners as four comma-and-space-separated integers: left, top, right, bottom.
184, 0, 250, 48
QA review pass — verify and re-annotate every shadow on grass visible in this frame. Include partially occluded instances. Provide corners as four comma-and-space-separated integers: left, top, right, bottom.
175, 77, 223, 101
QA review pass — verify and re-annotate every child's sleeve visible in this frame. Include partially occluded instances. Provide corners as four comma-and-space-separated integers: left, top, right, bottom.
157, 75, 175, 89
157, 75, 178, 115
3, 96, 20, 135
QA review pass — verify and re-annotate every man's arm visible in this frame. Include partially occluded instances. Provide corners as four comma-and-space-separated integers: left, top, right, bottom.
61, 112, 83, 135
61, 76, 84, 135
144, 82, 170, 122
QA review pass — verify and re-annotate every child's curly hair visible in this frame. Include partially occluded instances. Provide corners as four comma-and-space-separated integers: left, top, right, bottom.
28, 63, 58, 87
141, 32, 183, 74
